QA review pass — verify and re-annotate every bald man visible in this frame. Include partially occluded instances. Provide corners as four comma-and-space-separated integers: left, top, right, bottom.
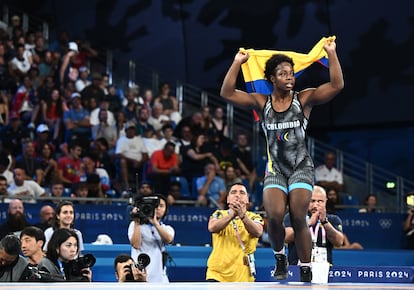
284, 186, 344, 266
34, 205, 55, 231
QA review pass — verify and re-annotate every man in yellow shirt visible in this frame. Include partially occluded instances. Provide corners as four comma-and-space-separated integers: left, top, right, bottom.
206, 182, 264, 282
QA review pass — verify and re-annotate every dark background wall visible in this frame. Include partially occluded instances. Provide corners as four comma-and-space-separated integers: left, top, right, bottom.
8, 0, 414, 180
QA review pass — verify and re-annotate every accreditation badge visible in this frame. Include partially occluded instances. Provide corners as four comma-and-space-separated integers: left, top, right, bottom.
312, 246, 327, 263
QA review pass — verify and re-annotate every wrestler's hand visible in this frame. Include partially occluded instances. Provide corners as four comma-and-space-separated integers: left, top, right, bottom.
323, 38, 337, 54
235, 50, 249, 64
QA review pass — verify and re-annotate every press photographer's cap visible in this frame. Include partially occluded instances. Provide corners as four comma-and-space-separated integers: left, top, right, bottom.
92, 234, 113, 245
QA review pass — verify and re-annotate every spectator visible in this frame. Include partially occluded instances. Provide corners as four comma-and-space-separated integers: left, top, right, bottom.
8, 168, 46, 202
403, 207, 414, 249
0, 175, 11, 201
210, 107, 228, 138
0, 155, 13, 185
148, 142, 180, 195
57, 141, 83, 188
45, 180, 65, 205
40, 89, 64, 143
20, 226, 46, 265
223, 165, 243, 191
1, 42, 14, 93
115, 110, 127, 139
58, 41, 79, 88
75, 66, 91, 92
90, 97, 116, 127
0, 112, 30, 156
314, 151, 344, 192
115, 121, 148, 191
174, 124, 192, 149
71, 182, 91, 204
15, 140, 44, 184
114, 253, 147, 282
148, 102, 171, 133
10, 75, 38, 127
81, 72, 105, 112
142, 127, 163, 158
180, 133, 218, 187
0, 199, 31, 239
0, 91, 9, 127
91, 105, 117, 152
0, 234, 30, 282
206, 183, 263, 282
141, 88, 154, 113
63, 92, 91, 150
326, 188, 343, 214
134, 107, 154, 137
91, 137, 115, 181
232, 132, 257, 191
128, 194, 174, 283
38, 228, 92, 281
36, 142, 58, 188
284, 186, 344, 265
43, 201, 84, 254
34, 205, 55, 231
38, 50, 55, 79
200, 105, 212, 133
166, 181, 181, 206
216, 137, 239, 178
159, 124, 180, 154
106, 85, 123, 113
80, 152, 111, 196
8, 44, 32, 81
195, 162, 226, 208
359, 194, 381, 213
154, 82, 181, 124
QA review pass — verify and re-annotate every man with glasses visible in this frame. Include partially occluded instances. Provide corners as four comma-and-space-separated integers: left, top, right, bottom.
284, 186, 344, 265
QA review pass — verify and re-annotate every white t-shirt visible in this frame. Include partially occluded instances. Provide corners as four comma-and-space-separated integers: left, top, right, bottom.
43, 227, 84, 252
8, 180, 45, 202
115, 135, 148, 161
128, 221, 175, 283
314, 165, 343, 184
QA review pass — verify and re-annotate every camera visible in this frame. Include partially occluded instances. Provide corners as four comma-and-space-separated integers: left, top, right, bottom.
65, 253, 96, 279
125, 253, 150, 281
130, 196, 160, 221
21, 266, 66, 282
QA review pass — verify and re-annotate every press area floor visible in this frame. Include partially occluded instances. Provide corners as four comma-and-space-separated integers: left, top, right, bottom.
0, 282, 412, 290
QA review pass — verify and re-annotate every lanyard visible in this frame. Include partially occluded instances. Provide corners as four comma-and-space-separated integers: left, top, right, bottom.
58, 259, 66, 280
309, 221, 326, 246
229, 210, 245, 252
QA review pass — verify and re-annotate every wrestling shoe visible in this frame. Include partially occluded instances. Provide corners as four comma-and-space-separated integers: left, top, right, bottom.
300, 265, 312, 282
272, 254, 288, 280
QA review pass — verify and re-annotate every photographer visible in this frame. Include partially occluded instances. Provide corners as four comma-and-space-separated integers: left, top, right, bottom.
114, 253, 147, 282
0, 235, 30, 281
128, 194, 174, 283
37, 228, 93, 282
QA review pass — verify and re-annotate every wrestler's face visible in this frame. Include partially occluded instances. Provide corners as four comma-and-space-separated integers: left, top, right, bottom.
274, 62, 295, 91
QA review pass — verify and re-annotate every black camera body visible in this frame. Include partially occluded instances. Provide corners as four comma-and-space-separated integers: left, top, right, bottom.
130, 196, 160, 221
65, 253, 96, 279
124, 253, 150, 281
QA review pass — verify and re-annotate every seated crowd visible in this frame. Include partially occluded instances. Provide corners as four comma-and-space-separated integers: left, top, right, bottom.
0, 17, 260, 209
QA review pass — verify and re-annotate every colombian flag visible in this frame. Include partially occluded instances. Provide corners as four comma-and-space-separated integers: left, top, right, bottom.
240, 36, 335, 95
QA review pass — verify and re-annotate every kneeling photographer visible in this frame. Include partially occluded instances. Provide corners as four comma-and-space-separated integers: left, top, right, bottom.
128, 194, 174, 283
114, 253, 149, 282
37, 228, 95, 282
